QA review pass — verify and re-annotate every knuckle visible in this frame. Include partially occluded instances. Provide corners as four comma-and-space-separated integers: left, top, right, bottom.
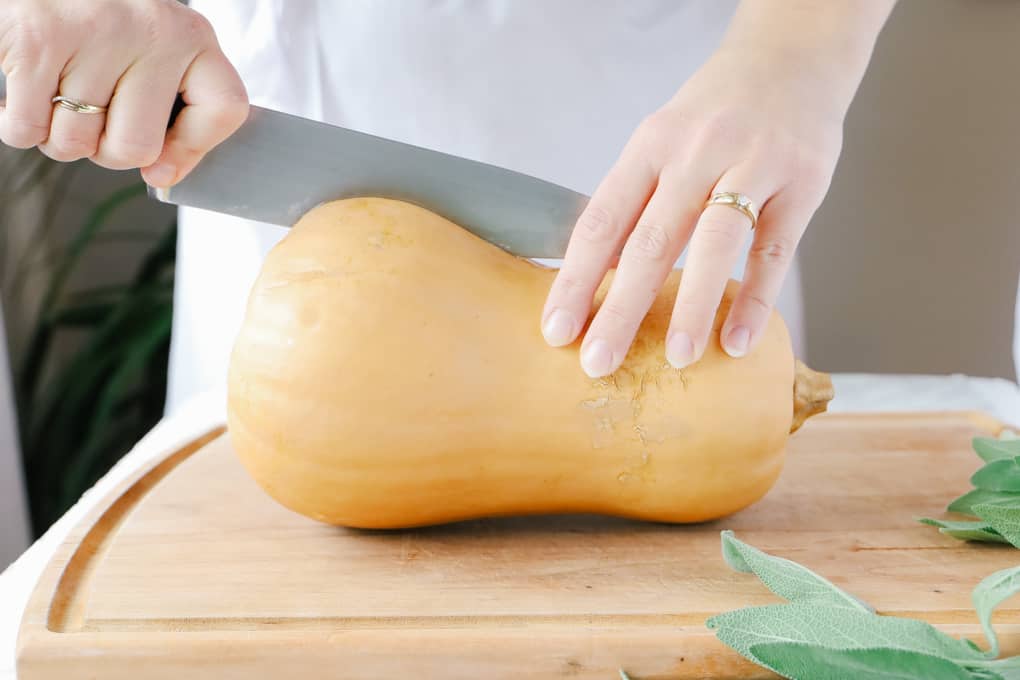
47, 133, 99, 160
574, 205, 621, 245
0, 116, 49, 148
671, 296, 704, 321
7, 7, 59, 54
207, 94, 250, 132
132, 1, 213, 48
694, 112, 748, 151
740, 291, 772, 316
176, 7, 217, 46
136, 2, 172, 45
38, 145, 75, 163
624, 221, 672, 262
631, 111, 679, 159
595, 301, 634, 333
792, 149, 834, 187
552, 272, 589, 299
695, 214, 747, 252
101, 134, 163, 167
634, 113, 667, 144
671, 299, 711, 338
749, 236, 795, 268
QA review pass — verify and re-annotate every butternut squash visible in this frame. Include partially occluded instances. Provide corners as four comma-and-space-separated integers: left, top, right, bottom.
227, 197, 832, 528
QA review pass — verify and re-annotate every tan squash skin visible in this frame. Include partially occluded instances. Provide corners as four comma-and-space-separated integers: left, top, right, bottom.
227, 197, 832, 529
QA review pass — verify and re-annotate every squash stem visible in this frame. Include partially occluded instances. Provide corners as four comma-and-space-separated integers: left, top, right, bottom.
790, 360, 834, 433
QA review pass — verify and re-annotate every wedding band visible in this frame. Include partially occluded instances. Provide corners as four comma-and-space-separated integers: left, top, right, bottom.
705, 191, 759, 230
51, 96, 108, 115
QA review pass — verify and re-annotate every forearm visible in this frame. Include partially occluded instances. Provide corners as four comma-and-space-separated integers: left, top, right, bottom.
719, 0, 896, 117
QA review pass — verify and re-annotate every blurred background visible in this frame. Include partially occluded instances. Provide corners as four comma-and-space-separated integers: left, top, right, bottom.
0, 0, 1019, 569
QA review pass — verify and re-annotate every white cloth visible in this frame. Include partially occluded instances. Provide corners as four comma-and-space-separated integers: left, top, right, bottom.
167, 0, 808, 413
3, 374, 1019, 680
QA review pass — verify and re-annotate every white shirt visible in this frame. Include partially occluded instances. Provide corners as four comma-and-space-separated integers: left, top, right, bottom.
169, 0, 807, 413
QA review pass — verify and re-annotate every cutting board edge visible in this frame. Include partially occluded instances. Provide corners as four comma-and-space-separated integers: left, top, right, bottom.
16, 426, 227, 649
15, 410, 1012, 679
16, 624, 1020, 680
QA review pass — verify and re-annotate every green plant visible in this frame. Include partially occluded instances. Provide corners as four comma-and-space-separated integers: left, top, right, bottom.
1, 150, 175, 535
703, 532, 1020, 680
921, 435, 1020, 547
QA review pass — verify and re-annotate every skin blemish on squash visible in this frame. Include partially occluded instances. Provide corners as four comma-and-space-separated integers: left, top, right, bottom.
366, 228, 411, 250
591, 417, 616, 449
617, 451, 653, 484
579, 398, 633, 449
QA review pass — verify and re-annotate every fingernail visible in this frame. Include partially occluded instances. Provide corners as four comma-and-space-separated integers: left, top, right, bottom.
145, 163, 177, 188
542, 308, 576, 347
581, 338, 614, 378
667, 331, 695, 369
724, 326, 750, 358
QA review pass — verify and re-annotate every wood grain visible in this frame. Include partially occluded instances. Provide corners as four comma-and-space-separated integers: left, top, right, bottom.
17, 412, 1020, 679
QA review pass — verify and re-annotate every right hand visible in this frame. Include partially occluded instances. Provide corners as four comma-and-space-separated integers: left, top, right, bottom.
0, 0, 248, 188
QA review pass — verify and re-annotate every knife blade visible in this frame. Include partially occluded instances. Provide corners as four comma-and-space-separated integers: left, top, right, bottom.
151, 105, 590, 258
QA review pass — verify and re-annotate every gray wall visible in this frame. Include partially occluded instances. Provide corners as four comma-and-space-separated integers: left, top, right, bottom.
800, 0, 1020, 380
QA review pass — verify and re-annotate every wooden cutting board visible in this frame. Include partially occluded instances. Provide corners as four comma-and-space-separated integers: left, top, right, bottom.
17, 412, 1020, 679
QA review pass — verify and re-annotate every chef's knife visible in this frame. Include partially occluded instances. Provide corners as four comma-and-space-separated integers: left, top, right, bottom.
0, 69, 589, 257
152, 104, 590, 258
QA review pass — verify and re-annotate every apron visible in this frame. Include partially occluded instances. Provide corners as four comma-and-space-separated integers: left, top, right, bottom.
169, 0, 807, 413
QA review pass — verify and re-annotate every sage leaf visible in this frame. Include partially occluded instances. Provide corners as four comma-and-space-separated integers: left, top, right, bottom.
749, 642, 980, 680
972, 565, 1020, 658
708, 602, 985, 664
950, 489, 1020, 516
970, 655, 1020, 680
973, 460, 1020, 493
974, 437, 1020, 464
720, 530, 872, 612
919, 518, 1010, 544
975, 504, 1020, 548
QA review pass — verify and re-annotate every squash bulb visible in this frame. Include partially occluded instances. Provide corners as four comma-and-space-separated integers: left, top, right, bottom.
227, 198, 833, 528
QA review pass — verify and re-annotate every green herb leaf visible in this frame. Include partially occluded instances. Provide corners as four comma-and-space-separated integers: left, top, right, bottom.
974, 504, 1020, 549
708, 603, 985, 664
974, 438, 1020, 464
707, 534, 1020, 680
919, 518, 1010, 544
972, 655, 1020, 679
950, 490, 1020, 517
720, 530, 871, 612
972, 461, 1020, 493
749, 643, 980, 680
972, 566, 1020, 658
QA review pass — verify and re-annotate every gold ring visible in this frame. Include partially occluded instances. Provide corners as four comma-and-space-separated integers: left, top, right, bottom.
705, 191, 759, 230
52, 96, 108, 115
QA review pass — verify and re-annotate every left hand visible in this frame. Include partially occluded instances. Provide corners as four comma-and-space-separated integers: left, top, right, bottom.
540, 47, 845, 378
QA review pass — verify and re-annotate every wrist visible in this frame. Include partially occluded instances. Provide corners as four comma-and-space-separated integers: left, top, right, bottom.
716, 0, 895, 118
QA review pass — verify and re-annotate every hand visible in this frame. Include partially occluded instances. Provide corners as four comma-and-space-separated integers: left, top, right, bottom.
542, 49, 842, 377
0, 0, 248, 187
541, 0, 894, 378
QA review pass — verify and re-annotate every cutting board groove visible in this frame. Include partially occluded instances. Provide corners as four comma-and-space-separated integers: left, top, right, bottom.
47, 428, 225, 633
17, 412, 1020, 679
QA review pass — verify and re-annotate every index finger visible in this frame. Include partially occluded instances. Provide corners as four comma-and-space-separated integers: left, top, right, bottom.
141, 48, 248, 188
541, 143, 657, 347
